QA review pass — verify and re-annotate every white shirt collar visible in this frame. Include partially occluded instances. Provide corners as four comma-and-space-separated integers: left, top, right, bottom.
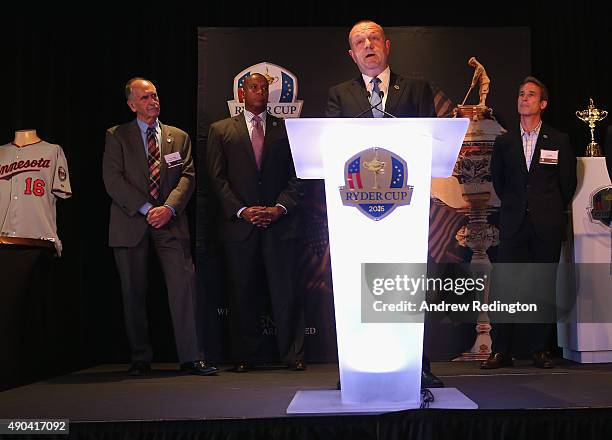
243, 109, 267, 124
362, 66, 391, 93
520, 120, 542, 137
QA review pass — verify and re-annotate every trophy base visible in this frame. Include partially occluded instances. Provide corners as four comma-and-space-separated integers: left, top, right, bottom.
453, 105, 492, 121
584, 142, 603, 157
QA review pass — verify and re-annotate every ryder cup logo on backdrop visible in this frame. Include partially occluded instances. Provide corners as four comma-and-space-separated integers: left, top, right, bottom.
588, 186, 612, 228
227, 62, 303, 118
339, 148, 413, 221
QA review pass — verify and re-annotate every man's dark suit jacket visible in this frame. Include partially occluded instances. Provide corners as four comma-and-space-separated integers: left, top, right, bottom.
103, 120, 195, 247
206, 112, 301, 241
491, 123, 577, 243
325, 71, 436, 118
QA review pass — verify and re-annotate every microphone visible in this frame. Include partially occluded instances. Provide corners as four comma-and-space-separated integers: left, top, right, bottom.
354, 90, 396, 118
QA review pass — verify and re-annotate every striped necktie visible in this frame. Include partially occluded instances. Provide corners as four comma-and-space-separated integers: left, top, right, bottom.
146, 125, 160, 199
370, 77, 384, 118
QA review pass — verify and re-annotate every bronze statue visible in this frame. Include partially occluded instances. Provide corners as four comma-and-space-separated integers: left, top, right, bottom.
461, 57, 490, 107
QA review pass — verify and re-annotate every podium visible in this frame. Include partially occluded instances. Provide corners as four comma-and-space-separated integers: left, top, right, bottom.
284, 118, 475, 413
558, 157, 612, 362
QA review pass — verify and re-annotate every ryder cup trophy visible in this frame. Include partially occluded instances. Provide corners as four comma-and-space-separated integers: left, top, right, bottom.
434, 58, 503, 360
576, 98, 608, 157
363, 149, 386, 190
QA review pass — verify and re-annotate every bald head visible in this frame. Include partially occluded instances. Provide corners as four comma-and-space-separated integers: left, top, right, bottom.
348, 20, 390, 77
349, 20, 385, 48
125, 78, 160, 124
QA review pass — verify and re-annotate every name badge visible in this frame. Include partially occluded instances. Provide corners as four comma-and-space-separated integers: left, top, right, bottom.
539, 149, 558, 165
164, 152, 182, 168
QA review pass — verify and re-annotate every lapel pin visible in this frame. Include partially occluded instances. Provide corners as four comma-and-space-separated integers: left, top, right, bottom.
543, 134, 548, 139
394, 84, 400, 90
272, 121, 277, 127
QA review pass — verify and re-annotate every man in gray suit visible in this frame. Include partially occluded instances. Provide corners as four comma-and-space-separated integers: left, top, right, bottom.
103, 77, 217, 376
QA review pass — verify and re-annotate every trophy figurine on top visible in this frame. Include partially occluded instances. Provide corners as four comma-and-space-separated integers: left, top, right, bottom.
576, 98, 608, 157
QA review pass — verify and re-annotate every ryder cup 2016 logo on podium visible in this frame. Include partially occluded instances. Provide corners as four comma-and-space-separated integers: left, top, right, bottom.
588, 186, 612, 227
339, 147, 413, 221
227, 62, 303, 118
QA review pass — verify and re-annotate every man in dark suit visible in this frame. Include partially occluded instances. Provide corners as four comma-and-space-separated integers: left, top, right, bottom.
103, 77, 217, 376
483, 76, 577, 369
326, 21, 435, 119
325, 20, 443, 389
206, 73, 304, 372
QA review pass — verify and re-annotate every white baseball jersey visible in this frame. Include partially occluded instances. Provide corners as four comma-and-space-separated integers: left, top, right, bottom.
0, 140, 72, 255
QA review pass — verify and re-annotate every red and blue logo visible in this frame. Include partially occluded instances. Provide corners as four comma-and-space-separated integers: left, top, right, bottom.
227, 62, 303, 118
588, 186, 612, 227
339, 147, 413, 221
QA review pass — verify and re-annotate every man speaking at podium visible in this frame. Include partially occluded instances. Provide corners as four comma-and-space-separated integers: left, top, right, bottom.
325, 20, 443, 389
325, 20, 436, 120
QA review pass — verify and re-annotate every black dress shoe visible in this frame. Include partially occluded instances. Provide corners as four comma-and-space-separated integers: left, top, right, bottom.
336, 380, 341, 390
533, 351, 554, 369
127, 361, 151, 376
421, 369, 444, 388
480, 352, 514, 369
233, 362, 251, 373
180, 360, 218, 376
289, 360, 307, 371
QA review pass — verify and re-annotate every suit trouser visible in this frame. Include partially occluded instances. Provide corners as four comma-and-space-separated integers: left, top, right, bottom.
113, 227, 203, 363
224, 229, 304, 364
493, 216, 562, 355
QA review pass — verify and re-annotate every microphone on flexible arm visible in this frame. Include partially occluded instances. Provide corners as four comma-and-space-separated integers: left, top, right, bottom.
354, 91, 397, 118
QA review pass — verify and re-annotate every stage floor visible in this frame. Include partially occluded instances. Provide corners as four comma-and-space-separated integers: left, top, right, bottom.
2, 360, 612, 421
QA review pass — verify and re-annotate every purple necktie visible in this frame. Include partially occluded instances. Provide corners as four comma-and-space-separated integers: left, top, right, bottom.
146, 126, 160, 199
251, 115, 264, 169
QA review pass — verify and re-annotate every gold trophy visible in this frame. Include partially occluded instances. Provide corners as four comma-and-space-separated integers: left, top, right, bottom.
262, 66, 279, 85
363, 149, 386, 189
576, 98, 608, 157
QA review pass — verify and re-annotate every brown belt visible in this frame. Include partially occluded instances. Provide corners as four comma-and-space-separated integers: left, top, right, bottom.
0, 236, 56, 250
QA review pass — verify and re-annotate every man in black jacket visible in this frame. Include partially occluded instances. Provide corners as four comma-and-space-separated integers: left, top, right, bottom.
206, 73, 304, 372
483, 76, 577, 369
326, 20, 442, 389
326, 20, 435, 120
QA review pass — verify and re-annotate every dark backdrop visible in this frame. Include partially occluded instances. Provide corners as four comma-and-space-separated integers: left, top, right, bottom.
0, 5, 609, 387
196, 26, 530, 362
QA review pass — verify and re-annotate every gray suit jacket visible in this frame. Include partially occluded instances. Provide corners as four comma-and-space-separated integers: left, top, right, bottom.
103, 119, 195, 247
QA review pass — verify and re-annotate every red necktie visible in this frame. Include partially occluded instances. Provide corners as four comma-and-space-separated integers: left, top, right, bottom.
147, 126, 160, 199
251, 115, 264, 169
